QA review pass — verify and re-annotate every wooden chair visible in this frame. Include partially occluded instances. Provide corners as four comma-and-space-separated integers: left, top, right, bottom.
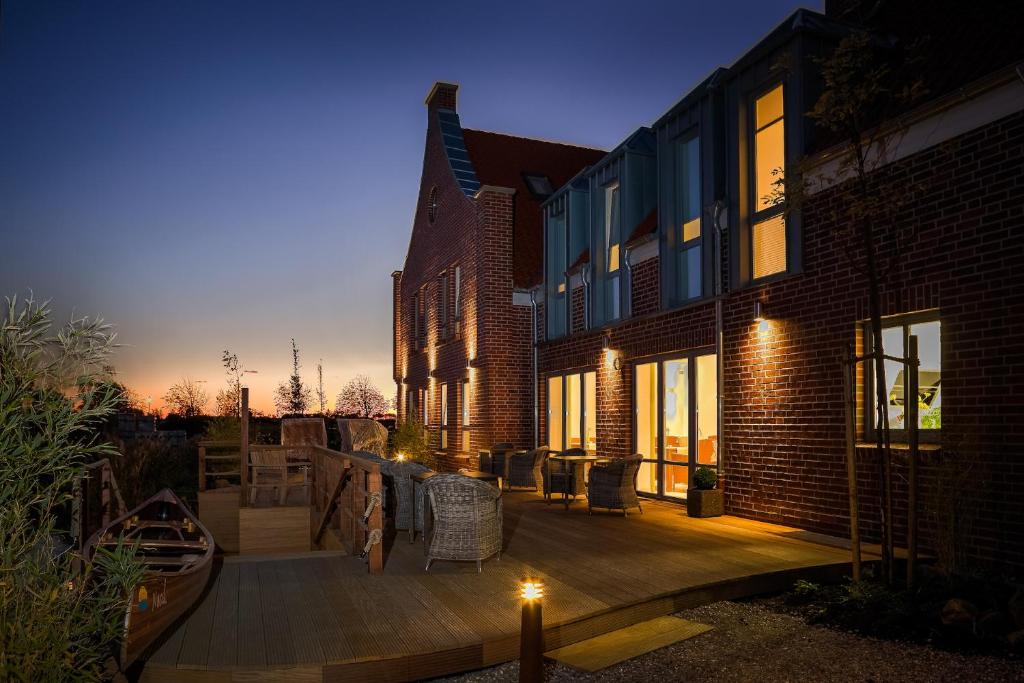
249, 449, 309, 506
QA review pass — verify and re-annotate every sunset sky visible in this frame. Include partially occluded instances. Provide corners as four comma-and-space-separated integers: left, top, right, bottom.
0, 0, 807, 414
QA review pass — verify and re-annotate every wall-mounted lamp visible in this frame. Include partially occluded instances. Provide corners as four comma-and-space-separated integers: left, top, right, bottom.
602, 334, 611, 350
754, 301, 767, 321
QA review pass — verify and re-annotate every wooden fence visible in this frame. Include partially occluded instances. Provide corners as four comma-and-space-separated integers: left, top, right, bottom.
72, 459, 128, 568
197, 440, 241, 492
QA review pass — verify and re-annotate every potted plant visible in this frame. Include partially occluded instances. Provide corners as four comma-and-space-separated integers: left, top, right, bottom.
687, 466, 723, 518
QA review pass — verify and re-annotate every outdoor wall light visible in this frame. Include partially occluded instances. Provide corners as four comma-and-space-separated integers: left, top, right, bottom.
519, 580, 544, 682
754, 301, 766, 321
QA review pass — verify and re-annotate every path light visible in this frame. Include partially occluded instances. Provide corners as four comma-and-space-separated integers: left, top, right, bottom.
519, 580, 544, 682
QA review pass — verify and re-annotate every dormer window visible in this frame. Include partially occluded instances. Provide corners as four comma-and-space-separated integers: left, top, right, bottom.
524, 174, 554, 200
751, 84, 786, 279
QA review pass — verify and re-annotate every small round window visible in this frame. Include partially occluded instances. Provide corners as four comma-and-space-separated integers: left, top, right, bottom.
427, 187, 438, 224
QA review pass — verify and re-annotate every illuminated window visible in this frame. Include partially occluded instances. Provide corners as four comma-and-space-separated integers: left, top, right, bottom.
751, 84, 786, 279
548, 372, 596, 453
597, 182, 621, 324
440, 383, 448, 449
420, 387, 429, 426
460, 379, 472, 452
864, 314, 941, 440
674, 135, 702, 302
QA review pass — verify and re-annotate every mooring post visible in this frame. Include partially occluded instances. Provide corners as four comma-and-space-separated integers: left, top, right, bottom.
240, 387, 250, 506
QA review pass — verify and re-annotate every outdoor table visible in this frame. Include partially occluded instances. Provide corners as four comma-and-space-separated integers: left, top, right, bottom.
409, 468, 502, 542
545, 454, 609, 510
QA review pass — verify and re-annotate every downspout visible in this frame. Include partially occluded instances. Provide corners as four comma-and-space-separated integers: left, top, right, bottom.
623, 244, 635, 319
530, 287, 540, 448
581, 264, 592, 330
713, 200, 727, 485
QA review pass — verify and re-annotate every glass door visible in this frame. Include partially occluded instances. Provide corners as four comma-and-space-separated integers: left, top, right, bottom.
633, 352, 718, 500
548, 371, 597, 453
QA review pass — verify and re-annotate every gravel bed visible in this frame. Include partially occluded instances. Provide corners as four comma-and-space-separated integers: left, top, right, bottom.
435, 600, 1024, 682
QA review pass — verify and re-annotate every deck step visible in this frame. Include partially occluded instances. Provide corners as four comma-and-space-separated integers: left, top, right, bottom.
545, 615, 712, 672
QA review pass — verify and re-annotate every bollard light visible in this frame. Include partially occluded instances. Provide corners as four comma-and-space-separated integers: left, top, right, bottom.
519, 580, 544, 682
396, 452, 407, 462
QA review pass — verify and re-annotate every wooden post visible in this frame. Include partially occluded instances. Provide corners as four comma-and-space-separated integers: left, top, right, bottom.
198, 444, 207, 492
240, 388, 250, 506
907, 335, 920, 588
367, 466, 384, 574
100, 464, 112, 527
842, 344, 862, 581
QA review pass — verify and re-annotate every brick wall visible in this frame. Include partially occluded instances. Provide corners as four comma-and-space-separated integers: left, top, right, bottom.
571, 283, 585, 333
630, 254, 659, 316
538, 111, 1024, 570
725, 110, 1024, 569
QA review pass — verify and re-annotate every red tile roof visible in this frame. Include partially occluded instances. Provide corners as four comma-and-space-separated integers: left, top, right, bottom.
462, 129, 605, 289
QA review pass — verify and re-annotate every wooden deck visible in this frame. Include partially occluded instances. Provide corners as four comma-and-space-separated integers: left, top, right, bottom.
141, 492, 869, 682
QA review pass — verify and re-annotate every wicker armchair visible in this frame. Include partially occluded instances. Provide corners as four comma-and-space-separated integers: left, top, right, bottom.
422, 474, 502, 572
504, 446, 550, 491
478, 442, 515, 477
391, 460, 432, 533
543, 447, 588, 502
587, 454, 644, 516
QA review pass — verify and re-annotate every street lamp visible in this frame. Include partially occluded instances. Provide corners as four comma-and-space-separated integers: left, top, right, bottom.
519, 580, 544, 682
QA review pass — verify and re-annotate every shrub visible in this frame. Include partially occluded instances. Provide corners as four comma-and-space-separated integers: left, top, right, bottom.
391, 419, 436, 470
693, 465, 718, 490
0, 294, 141, 680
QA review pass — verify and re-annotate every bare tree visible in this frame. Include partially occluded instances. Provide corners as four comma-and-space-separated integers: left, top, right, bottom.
316, 360, 327, 414
163, 377, 208, 417
273, 339, 311, 416
335, 375, 388, 418
215, 349, 244, 417
784, 31, 927, 583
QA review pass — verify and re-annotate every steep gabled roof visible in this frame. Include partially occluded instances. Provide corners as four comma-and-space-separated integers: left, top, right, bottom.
461, 129, 605, 289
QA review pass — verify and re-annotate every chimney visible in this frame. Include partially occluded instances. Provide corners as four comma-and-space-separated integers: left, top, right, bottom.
425, 82, 458, 112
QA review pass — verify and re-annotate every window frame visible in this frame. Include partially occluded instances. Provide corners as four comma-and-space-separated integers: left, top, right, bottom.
862, 311, 942, 444
748, 81, 787, 282
672, 131, 703, 305
598, 180, 622, 325
459, 378, 472, 452
438, 270, 450, 341
440, 382, 448, 449
546, 369, 597, 454
545, 200, 569, 340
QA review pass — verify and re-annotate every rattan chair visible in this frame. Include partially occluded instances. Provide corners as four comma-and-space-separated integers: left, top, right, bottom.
543, 447, 588, 502
478, 442, 515, 476
587, 454, 644, 516
504, 446, 550, 491
391, 459, 432, 533
422, 474, 502, 572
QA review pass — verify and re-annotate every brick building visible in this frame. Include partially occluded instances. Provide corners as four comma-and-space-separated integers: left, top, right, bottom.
395, 4, 1024, 569
392, 83, 603, 471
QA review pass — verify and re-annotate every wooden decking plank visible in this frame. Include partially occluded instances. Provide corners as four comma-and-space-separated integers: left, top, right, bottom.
236, 562, 267, 668
206, 562, 239, 669
176, 567, 220, 668
275, 559, 326, 664
309, 556, 388, 660
293, 557, 356, 663
146, 612, 187, 667
256, 561, 298, 667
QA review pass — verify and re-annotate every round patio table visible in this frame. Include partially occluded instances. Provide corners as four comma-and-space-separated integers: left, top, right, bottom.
545, 453, 609, 510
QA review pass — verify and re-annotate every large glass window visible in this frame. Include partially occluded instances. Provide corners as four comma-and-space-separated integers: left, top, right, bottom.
547, 371, 597, 453
545, 208, 568, 339
865, 315, 941, 438
751, 84, 787, 280
598, 182, 622, 324
675, 135, 702, 302
633, 352, 718, 500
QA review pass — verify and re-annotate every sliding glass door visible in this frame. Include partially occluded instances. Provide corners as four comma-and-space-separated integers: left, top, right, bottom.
633, 352, 717, 499
547, 371, 597, 453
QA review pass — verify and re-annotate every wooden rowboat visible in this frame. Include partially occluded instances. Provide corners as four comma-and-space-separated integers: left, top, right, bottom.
84, 488, 214, 668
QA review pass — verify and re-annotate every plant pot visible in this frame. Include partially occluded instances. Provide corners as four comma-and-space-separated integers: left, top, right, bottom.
687, 488, 723, 518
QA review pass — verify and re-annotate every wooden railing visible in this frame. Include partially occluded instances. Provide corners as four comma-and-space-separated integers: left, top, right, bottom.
310, 446, 384, 574
72, 459, 128, 568
198, 440, 242, 492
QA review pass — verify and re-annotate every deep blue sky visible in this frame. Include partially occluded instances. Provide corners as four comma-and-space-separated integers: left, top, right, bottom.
0, 0, 812, 412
